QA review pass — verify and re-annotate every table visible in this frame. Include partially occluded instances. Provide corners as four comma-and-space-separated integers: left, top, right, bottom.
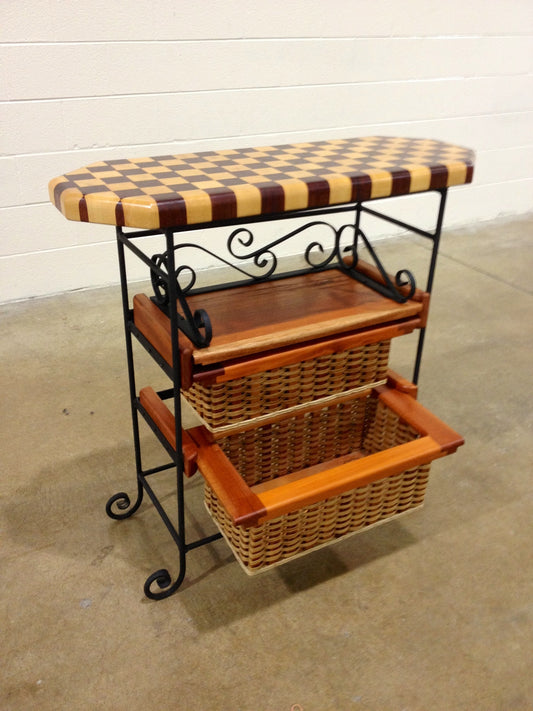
49, 136, 474, 598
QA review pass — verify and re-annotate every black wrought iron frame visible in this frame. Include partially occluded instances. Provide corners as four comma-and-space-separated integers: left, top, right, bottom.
105, 188, 448, 599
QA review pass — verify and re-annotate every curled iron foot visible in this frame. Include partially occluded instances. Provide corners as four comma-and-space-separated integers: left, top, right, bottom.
105, 488, 143, 520
144, 567, 186, 600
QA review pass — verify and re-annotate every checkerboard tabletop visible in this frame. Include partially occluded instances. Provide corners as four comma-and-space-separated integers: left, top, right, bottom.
49, 136, 474, 230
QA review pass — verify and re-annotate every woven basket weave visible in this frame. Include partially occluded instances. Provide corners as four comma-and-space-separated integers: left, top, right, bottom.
205, 395, 431, 573
185, 339, 391, 428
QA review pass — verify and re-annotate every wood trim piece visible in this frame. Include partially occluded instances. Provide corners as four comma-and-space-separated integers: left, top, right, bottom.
251, 450, 366, 494
194, 318, 421, 385
253, 436, 442, 524
134, 294, 172, 365
342, 257, 431, 326
133, 294, 194, 388
188, 426, 267, 528
417, 290, 431, 328
386, 369, 419, 398
375, 385, 464, 454
138, 387, 198, 477
139, 386, 176, 447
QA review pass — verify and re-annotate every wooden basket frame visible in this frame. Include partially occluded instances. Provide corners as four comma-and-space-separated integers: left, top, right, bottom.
139, 376, 463, 572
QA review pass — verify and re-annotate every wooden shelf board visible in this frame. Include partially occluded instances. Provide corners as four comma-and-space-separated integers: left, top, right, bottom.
186, 269, 422, 364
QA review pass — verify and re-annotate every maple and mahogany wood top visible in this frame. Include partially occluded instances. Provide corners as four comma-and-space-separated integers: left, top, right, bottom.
49, 136, 474, 230
133, 266, 428, 370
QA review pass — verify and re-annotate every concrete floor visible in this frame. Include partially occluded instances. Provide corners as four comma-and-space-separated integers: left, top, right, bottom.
1, 215, 532, 711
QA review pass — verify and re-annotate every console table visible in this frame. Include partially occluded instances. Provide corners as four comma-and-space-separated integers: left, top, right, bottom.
49, 136, 475, 599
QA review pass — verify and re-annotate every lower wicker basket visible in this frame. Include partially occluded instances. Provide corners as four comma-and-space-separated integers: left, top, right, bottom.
205, 462, 430, 574
138, 380, 462, 576
203, 388, 451, 574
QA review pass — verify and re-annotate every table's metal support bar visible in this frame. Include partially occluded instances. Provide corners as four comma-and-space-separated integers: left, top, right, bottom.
413, 189, 448, 384
105, 233, 144, 520
140, 230, 190, 599
105, 228, 222, 600
358, 188, 448, 383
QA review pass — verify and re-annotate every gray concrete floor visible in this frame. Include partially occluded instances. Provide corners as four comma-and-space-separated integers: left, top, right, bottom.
1, 215, 532, 711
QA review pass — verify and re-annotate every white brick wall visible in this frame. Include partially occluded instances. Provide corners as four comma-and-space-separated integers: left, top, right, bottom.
1, 0, 532, 302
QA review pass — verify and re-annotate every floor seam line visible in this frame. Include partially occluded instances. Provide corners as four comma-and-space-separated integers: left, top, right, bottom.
414, 239, 533, 296
437, 251, 533, 296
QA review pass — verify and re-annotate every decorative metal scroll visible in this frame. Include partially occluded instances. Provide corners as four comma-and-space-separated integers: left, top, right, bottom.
150, 253, 212, 348
343, 226, 417, 303
149, 219, 416, 348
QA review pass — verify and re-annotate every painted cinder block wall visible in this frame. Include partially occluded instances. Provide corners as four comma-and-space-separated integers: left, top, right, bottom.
1, 0, 532, 302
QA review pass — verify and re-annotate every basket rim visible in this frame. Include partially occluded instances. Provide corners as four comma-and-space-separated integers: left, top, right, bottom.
207, 377, 387, 436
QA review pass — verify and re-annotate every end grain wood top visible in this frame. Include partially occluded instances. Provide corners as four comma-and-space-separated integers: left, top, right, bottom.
49, 136, 474, 229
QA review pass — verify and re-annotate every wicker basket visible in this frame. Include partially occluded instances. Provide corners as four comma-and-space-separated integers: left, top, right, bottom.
204, 393, 432, 573
184, 339, 391, 428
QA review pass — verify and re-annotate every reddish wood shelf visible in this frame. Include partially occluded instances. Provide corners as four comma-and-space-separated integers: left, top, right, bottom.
133, 264, 429, 381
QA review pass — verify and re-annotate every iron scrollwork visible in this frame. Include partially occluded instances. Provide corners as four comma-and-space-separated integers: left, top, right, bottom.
150, 252, 212, 348
337, 224, 417, 303
150, 217, 417, 348
105, 487, 143, 520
